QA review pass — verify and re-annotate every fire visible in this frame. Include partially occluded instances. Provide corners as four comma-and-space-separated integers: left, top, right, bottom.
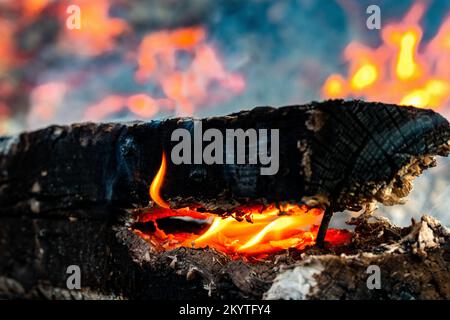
0, 17, 21, 71
126, 94, 159, 118
149, 153, 169, 209
135, 26, 245, 115
350, 64, 378, 90
322, 3, 450, 110
83, 26, 245, 121
83, 94, 175, 122
134, 154, 351, 258
395, 30, 420, 80
192, 205, 323, 254
57, 0, 129, 56
23, 0, 50, 18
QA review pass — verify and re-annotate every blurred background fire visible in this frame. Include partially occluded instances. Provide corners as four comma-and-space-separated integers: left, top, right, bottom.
0, 0, 449, 225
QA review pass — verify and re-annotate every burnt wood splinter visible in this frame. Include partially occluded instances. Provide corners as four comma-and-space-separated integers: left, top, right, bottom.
315, 206, 334, 248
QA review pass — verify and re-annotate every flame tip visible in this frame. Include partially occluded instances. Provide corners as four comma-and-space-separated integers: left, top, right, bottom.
149, 152, 170, 209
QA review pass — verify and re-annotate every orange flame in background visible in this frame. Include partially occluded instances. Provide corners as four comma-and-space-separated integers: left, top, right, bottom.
0, 19, 18, 71
134, 154, 351, 258
135, 26, 246, 115
23, 0, 51, 18
149, 153, 170, 209
0, 12, 22, 135
83, 25, 245, 121
0, 103, 11, 134
28, 82, 67, 122
57, 0, 129, 56
0, 0, 245, 134
322, 3, 450, 110
83, 95, 175, 122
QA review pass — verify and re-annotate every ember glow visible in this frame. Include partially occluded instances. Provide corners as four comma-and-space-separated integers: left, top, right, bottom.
133, 154, 351, 258
322, 3, 450, 110
149, 152, 169, 209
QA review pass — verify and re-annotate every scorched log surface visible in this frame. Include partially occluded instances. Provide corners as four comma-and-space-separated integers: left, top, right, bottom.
0, 99, 449, 216
0, 99, 450, 300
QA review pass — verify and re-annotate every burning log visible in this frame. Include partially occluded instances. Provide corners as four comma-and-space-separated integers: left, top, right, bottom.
1, 99, 449, 215
0, 99, 449, 299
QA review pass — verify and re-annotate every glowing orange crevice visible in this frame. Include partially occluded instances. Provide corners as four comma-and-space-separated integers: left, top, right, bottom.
137, 153, 351, 258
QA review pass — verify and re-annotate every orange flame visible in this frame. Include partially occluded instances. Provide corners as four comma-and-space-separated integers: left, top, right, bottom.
135, 26, 245, 115
83, 26, 245, 121
58, 0, 128, 56
149, 153, 170, 208
137, 153, 351, 258
322, 3, 450, 110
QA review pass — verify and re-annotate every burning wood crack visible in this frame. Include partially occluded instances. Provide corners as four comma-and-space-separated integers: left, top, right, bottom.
127, 100, 450, 254
0, 100, 449, 299
1, 100, 449, 258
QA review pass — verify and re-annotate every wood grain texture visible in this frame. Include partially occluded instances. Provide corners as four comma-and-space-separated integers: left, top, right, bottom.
0, 99, 449, 217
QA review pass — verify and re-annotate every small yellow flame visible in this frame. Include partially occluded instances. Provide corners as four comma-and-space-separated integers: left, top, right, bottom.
149, 152, 170, 208
323, 74, 346, 97
396, 31, 419, 80
400, 89, 429, 108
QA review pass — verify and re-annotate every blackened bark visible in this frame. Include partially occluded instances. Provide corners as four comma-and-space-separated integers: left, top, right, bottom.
1, 100, 449, 217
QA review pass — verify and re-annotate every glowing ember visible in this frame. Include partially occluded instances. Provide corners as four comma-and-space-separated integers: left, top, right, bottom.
0, 19, 17, 71
322, 3, 450, 110
133, 154, 351, 258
